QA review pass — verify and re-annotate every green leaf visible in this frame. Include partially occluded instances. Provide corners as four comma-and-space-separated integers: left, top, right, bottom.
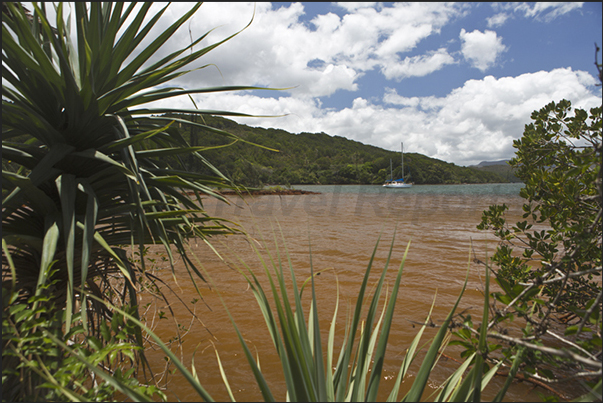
564, 325, 579, 336
366, 237, 411, 401
56, 174, 77, 331
36, 217, 60, 296
403, 251, 470, 402
2, 172, 58, 216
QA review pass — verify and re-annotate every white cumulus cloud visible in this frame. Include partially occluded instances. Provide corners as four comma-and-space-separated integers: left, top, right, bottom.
148, 67, 599, 167
460, 29, 507, 71
381, 48, 456, 80
41, 2, 599, 168
128, 2, 466, 97
486, 12, 510, 28
376, 68, 599, 165
514, 2, 584, 22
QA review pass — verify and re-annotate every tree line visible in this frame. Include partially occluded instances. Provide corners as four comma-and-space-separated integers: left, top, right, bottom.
173, 114, 514, 187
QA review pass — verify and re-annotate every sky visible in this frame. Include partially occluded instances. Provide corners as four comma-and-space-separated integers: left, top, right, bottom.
30, 2, 603, 166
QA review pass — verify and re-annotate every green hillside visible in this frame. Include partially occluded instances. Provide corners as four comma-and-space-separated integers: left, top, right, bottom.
473, 164, 522, 183
173, 114, 509, 187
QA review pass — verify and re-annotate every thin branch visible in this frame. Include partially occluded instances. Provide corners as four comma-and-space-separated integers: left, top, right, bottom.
517, 267, 602, 286
487, 332, 602, 369
575, 288, 603, 337
487, 280, 537, 330
545, 329, 598, 361
527, 368, 602, 384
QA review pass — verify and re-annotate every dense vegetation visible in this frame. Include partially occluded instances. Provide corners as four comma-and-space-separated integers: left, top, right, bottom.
1, 3, 502, 401
1, 2, 255, 400
473, 96, 602, 399
3, 2, 600, 402
174, 114, 510, 187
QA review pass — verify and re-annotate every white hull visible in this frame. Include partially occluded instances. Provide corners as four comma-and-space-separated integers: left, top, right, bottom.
383, 182, 412, 188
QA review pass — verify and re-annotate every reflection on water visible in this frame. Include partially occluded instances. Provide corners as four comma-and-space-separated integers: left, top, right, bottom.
143, 183, 545, 402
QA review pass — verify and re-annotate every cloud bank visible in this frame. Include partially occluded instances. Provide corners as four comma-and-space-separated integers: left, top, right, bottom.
120, 2, 599, 166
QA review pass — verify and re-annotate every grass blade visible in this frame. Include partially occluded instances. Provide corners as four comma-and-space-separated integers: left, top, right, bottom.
366, 239, 411, 401
403, 251, 471, 402
492, 346, 525, 402
214, 348, 237, 402
333, 232, 382, 401
471, 253, 491, 402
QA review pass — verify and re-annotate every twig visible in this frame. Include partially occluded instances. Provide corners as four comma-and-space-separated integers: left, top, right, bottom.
495, 370, 571, 400
575, 288, 603, 337
545, 329, 599, 361
487, 332, 602, 369
518, 267, 602, 287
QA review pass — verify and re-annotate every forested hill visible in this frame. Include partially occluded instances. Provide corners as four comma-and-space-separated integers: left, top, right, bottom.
174, 114, 509, 187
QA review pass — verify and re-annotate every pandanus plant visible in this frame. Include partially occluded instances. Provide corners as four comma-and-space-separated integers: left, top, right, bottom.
2, 2, 274, 339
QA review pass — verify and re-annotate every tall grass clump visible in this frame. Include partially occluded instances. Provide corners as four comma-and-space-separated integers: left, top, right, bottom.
93, 228, 524, 402
211, 229, 515, 402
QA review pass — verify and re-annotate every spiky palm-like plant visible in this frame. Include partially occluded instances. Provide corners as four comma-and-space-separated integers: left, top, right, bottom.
2, 2, 271, 339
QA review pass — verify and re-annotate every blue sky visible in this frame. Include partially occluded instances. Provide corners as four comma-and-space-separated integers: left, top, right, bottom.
118, 3, 603, 165
307, 3, 599, 86
298, 2, 602, 105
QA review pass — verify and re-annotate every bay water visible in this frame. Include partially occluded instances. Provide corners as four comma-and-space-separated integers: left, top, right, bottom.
142, 183, 551, 401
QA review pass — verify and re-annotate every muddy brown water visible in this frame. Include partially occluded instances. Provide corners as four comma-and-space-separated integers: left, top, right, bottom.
138, 184, 557, 402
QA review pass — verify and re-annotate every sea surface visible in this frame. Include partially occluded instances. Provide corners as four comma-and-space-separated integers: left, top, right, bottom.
141, 183, 554, 402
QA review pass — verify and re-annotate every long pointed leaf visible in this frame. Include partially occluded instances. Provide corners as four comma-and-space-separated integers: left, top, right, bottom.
366, 239, 411, 401
403, 251, 472, 402
471, 252, 491, 402
78, 179, 99, 332
334, 232, 382, 400
36, 216, 60, 297
56, 174, 77, 330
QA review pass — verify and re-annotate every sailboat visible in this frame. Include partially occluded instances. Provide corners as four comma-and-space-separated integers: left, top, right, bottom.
383, 142, 412, 188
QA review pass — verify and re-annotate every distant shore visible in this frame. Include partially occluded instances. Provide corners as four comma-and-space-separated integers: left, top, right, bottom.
218, 188, 320, 196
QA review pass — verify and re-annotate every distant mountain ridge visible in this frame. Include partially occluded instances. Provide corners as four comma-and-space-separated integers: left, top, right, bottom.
171, 114, 515, 186
472, 160, 511, 167
470, 159, 521, 183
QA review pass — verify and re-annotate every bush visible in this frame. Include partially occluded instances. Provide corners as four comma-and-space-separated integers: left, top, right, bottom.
476, 96, 601, 399
2, 241, 165, 402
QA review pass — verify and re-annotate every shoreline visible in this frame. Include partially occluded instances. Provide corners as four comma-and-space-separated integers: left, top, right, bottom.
218, 189, 321, 196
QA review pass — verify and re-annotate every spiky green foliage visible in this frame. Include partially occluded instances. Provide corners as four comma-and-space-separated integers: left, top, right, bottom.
200, 229, 513, 402
4, 227, 524, 402
2, 1, 267, 326
2, 3, 280, 397
2, 240, 166, 402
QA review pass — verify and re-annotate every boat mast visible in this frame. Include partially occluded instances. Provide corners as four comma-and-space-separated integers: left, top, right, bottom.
401, 142, 404, 181
390, 159, 393, 181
